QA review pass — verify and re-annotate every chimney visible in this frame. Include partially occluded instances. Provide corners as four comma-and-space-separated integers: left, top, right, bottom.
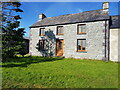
102, 2, 109, 10
39, 13, 46, 21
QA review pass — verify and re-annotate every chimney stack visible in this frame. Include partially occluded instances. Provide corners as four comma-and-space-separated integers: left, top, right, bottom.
102, 2, 109, 10
39, 13, 46, 21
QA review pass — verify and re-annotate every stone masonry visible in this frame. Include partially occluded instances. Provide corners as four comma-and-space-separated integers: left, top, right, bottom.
29, 20, 109, 60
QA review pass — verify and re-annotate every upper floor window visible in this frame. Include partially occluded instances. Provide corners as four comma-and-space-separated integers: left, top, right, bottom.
77, 24, 86, 34
56, 26, 63, 35
77, 39, 86, 52
39, 28, 45, 36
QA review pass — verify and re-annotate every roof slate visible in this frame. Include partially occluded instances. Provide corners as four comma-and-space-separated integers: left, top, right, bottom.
110, 15, 120, 29
30, 9, 109, 28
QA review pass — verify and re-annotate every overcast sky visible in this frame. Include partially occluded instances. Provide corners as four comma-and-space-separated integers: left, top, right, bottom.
19, 2, 119, 37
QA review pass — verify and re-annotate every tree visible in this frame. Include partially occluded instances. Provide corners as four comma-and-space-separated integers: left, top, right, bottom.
36, 30, 56, 57
2, 1, 25, 60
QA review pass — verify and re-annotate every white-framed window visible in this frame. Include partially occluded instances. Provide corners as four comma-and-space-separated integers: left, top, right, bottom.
77, 39, 86, 52
39, 28, 45, 36
77, 24, 86, 34
56, 26, 63, 35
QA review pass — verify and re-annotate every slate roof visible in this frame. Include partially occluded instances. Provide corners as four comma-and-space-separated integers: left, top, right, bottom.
30, 9, 109, 28
110, 15, 120, 29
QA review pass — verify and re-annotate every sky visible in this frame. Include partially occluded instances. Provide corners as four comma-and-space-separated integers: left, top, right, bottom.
19, 2, 119, 38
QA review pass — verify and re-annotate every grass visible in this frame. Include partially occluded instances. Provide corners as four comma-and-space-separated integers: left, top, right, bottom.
1, 56, 118, 88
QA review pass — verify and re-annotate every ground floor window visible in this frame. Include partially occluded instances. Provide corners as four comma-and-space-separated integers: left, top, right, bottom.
77, 39, 86, 52
39, 40, 45, 50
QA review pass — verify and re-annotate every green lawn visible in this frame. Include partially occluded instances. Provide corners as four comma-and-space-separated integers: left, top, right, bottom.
1, 56, 118, 88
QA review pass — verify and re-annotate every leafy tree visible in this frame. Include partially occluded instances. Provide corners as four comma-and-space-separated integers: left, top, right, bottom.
2, 1, 25, 60
36, 30, 56, 57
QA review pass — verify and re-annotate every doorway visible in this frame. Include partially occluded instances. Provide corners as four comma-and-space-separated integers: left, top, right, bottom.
56, 39, 64, 56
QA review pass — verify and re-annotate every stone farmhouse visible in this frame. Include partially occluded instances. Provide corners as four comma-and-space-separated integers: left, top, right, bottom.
29, 2, 120, 62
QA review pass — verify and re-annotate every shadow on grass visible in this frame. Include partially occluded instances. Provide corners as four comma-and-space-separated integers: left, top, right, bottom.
1, 56, 64, 68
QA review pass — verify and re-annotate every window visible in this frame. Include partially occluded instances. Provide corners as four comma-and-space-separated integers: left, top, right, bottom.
39, 28, 45, 36
77, 39, 86, 52
57, 26, 63, 35
39, 40, 45, 50
77, 24, 86, 34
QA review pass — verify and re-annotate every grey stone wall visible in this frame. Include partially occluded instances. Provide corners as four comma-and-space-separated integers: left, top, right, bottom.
30, 20, 107, 60
29, 26, 58, 56
64, 21, 106, 60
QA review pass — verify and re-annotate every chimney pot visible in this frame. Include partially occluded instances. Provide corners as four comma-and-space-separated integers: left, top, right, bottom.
39, 13, 46, 20
103, 2, 109, 10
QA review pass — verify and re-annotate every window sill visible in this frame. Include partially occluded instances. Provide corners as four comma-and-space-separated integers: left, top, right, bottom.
39, 35, 45, 36
77, 33, 86, 35
77, 51, 87, 53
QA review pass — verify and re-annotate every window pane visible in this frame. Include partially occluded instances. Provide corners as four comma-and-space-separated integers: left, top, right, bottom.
57, 27, 63, 34
40, 28, 45, 35
78, 25, 81, 33
41, 29, 43, 35
60, 27, 63, 34
78, 40, 80, 45
82, 40, 86, 50
84, 25, 86, 32
82, 40, 86, 47
57, 27, 60, 34
78, 45, 81, 50
81, 25, 85, 32
42, 29, 44, 35
77, 40, 82, 50
44, 29, 45, 35
43, 29, 45, 35
39, 29, 41, 35
40, 29, 42, 34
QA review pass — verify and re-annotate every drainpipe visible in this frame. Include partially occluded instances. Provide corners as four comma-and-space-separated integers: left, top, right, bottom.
104, 20, 107, 62
104, 20, 109, 62
103, 2, 109, 62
